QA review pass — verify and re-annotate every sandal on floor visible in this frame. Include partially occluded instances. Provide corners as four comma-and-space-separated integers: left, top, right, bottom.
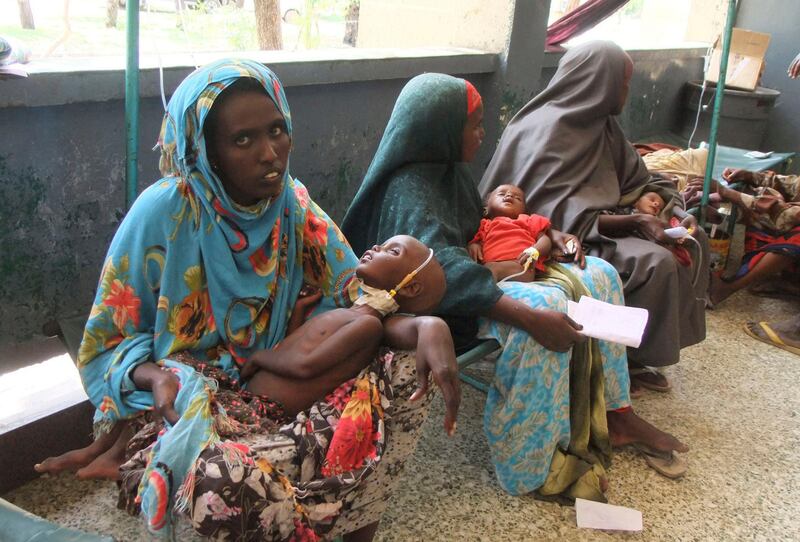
743, 321, 800, 356
628, 367, 671, 393
633, 443, 687, 479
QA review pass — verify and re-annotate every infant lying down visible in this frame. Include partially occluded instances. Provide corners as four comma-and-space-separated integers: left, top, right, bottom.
604, 190, 695, 267
468, 184, 579, 282
242, 234, 447, 416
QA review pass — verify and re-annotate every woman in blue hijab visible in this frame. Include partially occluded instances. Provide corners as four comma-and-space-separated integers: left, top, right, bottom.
35, 59, 457, 541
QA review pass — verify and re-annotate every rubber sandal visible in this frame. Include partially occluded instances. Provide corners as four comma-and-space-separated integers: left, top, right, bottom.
743, 321, 800, 356
632, 443, 687, 479
628, 367, 672, 393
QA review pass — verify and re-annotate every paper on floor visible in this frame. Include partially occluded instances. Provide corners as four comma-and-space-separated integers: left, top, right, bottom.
575, 498, 643, 531
566, 296, 649, 348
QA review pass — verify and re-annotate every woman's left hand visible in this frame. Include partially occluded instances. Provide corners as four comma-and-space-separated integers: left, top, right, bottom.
550, 229, 585, 268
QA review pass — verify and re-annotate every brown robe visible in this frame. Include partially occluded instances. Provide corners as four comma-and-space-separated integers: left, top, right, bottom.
480, 41, 708, 366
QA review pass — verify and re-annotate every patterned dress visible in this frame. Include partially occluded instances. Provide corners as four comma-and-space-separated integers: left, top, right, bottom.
479, 258, 629, 495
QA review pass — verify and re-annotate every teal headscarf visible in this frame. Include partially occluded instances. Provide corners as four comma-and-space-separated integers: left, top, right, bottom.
77, 59, 358, 536
342, 73, 502, 345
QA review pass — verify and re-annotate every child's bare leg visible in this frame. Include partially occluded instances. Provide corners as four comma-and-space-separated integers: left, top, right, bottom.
485, 261, 536, 282
35, 421, 125, 474
76, 421, 136, 480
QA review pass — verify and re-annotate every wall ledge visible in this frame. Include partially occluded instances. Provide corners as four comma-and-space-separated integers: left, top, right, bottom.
0, 47, 499, 108
542, 45, 708, 69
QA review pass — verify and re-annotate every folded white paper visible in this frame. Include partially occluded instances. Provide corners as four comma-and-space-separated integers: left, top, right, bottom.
575, 498, 643, 531
566, 296, 649, 348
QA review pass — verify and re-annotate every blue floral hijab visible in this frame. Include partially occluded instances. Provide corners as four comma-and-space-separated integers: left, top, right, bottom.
76, 59, 358, 536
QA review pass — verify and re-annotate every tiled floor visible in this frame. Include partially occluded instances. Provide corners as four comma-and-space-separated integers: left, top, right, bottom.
4, 292, 799, 541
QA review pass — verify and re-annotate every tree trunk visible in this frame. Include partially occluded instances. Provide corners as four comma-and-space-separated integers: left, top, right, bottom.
253, 0, 282, 50
17, 0, 35, 30
44, 0, 72, 57
106, 0, 119, 28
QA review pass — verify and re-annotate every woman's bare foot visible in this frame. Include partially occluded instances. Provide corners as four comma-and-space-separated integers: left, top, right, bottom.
759, 316, 800, 345
76, 422, 134, 480
743, 317, 800, 356
607, 408, 689, 454
34, 423, 124, 475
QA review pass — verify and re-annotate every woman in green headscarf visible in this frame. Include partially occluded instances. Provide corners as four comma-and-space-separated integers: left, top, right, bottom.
343, 73, 689, 498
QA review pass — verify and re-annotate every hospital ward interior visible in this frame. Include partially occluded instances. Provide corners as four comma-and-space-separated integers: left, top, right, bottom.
1, 0, 799, 540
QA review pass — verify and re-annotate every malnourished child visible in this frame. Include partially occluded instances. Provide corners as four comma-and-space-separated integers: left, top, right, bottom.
242, 234, 447, 416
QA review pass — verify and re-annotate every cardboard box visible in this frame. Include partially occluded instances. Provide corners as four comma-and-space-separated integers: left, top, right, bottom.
705, 28, 770, 91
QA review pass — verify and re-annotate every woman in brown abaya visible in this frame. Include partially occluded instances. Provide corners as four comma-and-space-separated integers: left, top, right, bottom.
480, 41, 709, 391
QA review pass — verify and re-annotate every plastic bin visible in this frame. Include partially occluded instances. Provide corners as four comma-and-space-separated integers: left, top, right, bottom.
678, 80, 780, 150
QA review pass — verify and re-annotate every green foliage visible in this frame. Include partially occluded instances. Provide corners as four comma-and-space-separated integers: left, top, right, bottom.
289, 0, 350, 50
621, 0, 645, 17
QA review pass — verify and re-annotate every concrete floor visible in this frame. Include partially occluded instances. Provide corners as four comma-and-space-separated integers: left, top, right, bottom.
4, 291, 799, 541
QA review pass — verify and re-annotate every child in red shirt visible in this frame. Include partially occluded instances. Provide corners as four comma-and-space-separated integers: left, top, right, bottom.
468, 184, 554, 282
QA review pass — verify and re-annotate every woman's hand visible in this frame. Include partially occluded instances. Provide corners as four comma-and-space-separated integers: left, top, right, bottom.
467, 242, 483, 263
294, 286, 323, 316
525, 309, 585, 352
722, 168, 758, 185
383, 315, 461, 436
132, 362, 180, 425
487, 295, 585, 352
687, 176, 718, 193
788, 52, 800, 79
634, 214, 675, 244
549, 229, 585, 268
287, 286, 323, 335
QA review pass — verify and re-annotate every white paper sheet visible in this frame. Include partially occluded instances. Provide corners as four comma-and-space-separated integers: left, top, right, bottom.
566, 296, 649, 348
575, 498, 643, 531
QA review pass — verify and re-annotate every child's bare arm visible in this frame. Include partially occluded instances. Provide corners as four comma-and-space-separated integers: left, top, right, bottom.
467, 242, 483, 262
383, 315, 460, 435
535, 230, 553, 261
